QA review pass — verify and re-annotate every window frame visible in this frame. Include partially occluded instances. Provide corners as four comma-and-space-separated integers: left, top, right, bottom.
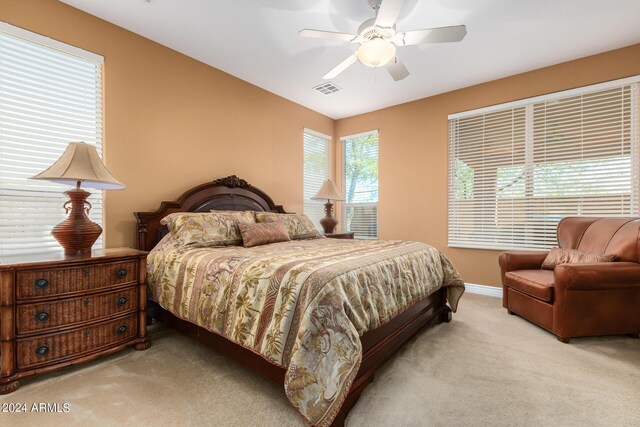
303, 128, 332, 232
448, 76, 640, 251
0, 22, 105, 257
341, 130, 379, 240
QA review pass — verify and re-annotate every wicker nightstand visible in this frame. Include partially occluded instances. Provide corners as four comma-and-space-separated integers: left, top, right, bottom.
0, 248, 149, 394
324, 232, 355, 239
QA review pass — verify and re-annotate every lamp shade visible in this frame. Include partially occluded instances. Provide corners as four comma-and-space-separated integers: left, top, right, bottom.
357, 38, 396, 68
30, 142, 125, 190
311, 179, 344, 201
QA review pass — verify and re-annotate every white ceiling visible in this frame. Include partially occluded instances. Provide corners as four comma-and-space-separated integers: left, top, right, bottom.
60, 0, 640, 119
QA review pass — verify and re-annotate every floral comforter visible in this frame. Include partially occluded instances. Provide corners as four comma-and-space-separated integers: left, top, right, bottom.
147, 236, 464, 426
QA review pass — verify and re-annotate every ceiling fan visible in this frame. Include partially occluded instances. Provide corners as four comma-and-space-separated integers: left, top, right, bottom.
299, 0, 467, 81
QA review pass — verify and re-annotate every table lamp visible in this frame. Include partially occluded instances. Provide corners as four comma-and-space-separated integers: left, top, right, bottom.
311, 179, 344, 234
30, 142, 125, 256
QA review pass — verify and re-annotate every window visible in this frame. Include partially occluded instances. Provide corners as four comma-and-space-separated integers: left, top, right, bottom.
342, 131, 379, 239
303, 129, 331, 231
0, 23, 104, 257
448, 77, 640, 250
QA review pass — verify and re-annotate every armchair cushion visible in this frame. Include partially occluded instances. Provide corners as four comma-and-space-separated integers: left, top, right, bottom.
554, 262, 640, 291
541, 248, 617, 270
504, 270, 555, 302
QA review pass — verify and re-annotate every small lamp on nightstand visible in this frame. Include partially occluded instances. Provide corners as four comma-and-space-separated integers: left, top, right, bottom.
311, 179, 344, 234
30, 142, 125, 256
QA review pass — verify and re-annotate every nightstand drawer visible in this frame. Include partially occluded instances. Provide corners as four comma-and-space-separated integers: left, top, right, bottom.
16, 313, 138, 369
16, 286, 138, 335
16, 260, 137, 300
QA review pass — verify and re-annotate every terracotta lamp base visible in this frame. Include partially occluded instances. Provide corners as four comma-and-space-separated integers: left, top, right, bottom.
319, 201, 339, 234
52, 187, 102, 256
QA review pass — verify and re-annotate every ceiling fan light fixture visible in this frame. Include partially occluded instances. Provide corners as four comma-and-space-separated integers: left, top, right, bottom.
357, 38, 395, 67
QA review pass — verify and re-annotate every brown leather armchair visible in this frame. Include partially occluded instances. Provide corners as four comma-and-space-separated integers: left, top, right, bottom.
499, 217, 640, 343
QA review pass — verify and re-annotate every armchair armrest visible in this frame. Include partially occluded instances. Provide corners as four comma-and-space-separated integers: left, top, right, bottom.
554, 262, 640, 291
499, 251, 549, 273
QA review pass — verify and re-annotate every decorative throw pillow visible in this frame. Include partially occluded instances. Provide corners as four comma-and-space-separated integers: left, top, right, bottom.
541, 248, 617, 270
161, 211, 255, 247
238, 222, 290, 247
254, 212, 320, 240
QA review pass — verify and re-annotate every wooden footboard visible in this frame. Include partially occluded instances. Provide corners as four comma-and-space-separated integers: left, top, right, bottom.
148, 287, 450, 426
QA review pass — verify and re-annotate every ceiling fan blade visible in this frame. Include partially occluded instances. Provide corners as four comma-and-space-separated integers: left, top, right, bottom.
375, 0, 406, 28
323, 53, 359, 79
299, 29, 357, 42
394, 25, 467, 46
385, 57, 409, 81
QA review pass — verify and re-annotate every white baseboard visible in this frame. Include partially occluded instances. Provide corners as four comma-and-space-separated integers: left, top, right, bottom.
464, 282, 503, 298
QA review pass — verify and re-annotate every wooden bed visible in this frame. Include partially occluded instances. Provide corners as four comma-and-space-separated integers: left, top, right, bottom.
135, 175, 453, 426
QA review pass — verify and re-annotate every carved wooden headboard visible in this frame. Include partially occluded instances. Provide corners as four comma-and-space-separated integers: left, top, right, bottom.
134, 175, 286, 251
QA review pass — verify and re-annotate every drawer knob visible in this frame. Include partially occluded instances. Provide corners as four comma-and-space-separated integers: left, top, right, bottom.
34, 278, 49, 289
117, 296, 128, 306
116, 268, 127, 278
35, 345, 49, 357
35, 311, 50, 323
117, 325, 127, 335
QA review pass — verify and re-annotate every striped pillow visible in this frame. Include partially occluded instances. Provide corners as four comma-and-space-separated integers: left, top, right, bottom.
238, 222, 290, 247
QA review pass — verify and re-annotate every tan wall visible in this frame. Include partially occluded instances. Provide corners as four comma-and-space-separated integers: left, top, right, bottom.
1, 0, 333, 248
335, 44, 640, 287
4, 1, 639, 287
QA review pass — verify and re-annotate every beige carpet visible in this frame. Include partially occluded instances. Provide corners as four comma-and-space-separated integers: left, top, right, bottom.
2, 293, 639, 426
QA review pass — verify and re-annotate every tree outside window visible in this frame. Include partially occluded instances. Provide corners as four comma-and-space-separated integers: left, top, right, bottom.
342, 132, 379, 238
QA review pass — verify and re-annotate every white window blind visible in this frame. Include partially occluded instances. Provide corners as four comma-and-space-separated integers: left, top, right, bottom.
303, 129, 331, 231
342, 131, 379, 239
0, 22, 104, 257
448, 77, 640, 250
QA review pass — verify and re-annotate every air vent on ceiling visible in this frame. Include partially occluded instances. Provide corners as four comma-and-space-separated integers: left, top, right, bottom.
313, 82, 341, 95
